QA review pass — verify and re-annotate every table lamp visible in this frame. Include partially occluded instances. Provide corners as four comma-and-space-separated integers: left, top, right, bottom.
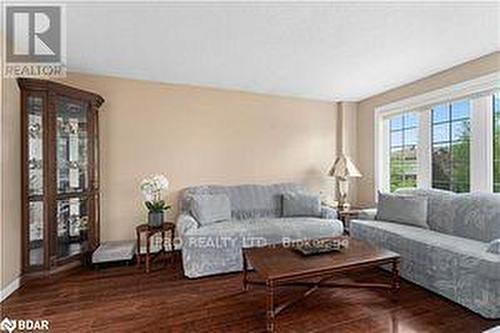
328, 154, 362, 209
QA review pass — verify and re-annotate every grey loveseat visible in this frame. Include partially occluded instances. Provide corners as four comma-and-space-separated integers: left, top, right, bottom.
351, 189, 500, 319
177, 183, 343, 278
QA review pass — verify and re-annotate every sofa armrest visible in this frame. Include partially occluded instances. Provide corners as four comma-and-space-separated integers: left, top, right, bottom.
321, 205, 338, 220
177, 213, 200, 236
357, 208, 377, 221
487, 239, 500, 254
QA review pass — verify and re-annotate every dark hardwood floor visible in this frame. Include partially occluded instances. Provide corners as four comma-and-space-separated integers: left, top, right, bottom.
1, 255, 498, 333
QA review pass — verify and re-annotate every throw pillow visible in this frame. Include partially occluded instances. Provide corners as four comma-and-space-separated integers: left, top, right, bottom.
486, 239, 500, 254
190, 194, 231, 226
376, 192, 429, 229
282, 192, 321, 217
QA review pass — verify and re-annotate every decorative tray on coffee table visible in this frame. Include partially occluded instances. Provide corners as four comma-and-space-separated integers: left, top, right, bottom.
293, 238, 348, 256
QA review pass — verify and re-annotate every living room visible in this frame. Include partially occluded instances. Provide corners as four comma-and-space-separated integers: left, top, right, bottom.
1, 2, 499, 332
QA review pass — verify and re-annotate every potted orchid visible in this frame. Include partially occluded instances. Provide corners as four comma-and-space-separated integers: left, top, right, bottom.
140, 174, 171, 226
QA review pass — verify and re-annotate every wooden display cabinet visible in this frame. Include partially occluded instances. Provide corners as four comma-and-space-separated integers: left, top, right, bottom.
18, 78, 104, 275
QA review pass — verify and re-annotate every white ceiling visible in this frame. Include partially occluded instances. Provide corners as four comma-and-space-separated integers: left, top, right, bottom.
66, 2, 500, 101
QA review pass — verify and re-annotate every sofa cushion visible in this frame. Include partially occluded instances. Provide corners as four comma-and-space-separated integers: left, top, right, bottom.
190, 194, 231, 226
282, 192, 321, 217
395, 188, 456, 235
321, 205, 338, 220
376, 192, 429, 229
452, 193, 500, 242
487, 239, 500, 254
179, 183, 305, 220
358, 208, 377, 221
395, 189, 500, 242
184, 217, 343, 246
351, 219, 500, 280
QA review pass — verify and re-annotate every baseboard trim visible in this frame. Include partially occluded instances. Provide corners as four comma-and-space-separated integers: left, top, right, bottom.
0, 277, 20, 303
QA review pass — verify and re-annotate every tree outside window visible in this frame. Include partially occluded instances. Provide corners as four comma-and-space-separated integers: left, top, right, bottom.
390, 113, 418, 192
431, 100, 470, 193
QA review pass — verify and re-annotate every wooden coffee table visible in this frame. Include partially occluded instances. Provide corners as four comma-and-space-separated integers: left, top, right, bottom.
242, 237, 400, 332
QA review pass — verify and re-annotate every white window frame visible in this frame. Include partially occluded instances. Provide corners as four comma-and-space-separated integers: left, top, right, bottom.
374, 71, 500, 198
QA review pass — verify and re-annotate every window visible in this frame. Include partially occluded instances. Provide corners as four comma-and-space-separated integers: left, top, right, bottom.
389, 113, 418, 192
494, 93, 500, 192
431, 100, 470, 192
376, 72, 500, 195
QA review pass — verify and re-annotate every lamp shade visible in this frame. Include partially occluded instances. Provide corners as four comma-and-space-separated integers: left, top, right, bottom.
328, 154, 362, 179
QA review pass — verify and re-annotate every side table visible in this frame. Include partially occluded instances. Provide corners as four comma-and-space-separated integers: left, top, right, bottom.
136, 221, 176, 273
337, 208, 362, 235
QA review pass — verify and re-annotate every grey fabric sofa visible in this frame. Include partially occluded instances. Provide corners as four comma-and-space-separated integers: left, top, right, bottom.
177, 183, 343, 278
351, 189, 500, 319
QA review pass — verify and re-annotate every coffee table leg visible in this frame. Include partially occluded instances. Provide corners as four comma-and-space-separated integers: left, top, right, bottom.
391, 259, 401, 300
266, 280, 275, 333
242, 253, 248, 291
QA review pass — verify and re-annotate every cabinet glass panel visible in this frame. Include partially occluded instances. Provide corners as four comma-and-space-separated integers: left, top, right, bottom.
29, 201, 44, 266
56, 96, 88, 194
56, 197, 88, 259
28, 96, 43, 196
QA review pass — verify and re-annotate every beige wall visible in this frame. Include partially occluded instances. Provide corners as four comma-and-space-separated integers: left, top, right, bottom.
356, 51, 500, 205
337, 102, 359, 204
57, 73, 338, 241
1, 78, 22, 290
0, 72, 337, 292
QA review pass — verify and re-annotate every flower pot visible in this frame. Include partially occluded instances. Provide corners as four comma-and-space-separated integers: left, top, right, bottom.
148, 211, 164, 227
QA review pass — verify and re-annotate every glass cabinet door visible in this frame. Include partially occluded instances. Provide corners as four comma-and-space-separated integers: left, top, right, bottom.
55, 96, 90, 260
27, 95, 44, 267
56, 198, 89, 258
57, 96, 89, 194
